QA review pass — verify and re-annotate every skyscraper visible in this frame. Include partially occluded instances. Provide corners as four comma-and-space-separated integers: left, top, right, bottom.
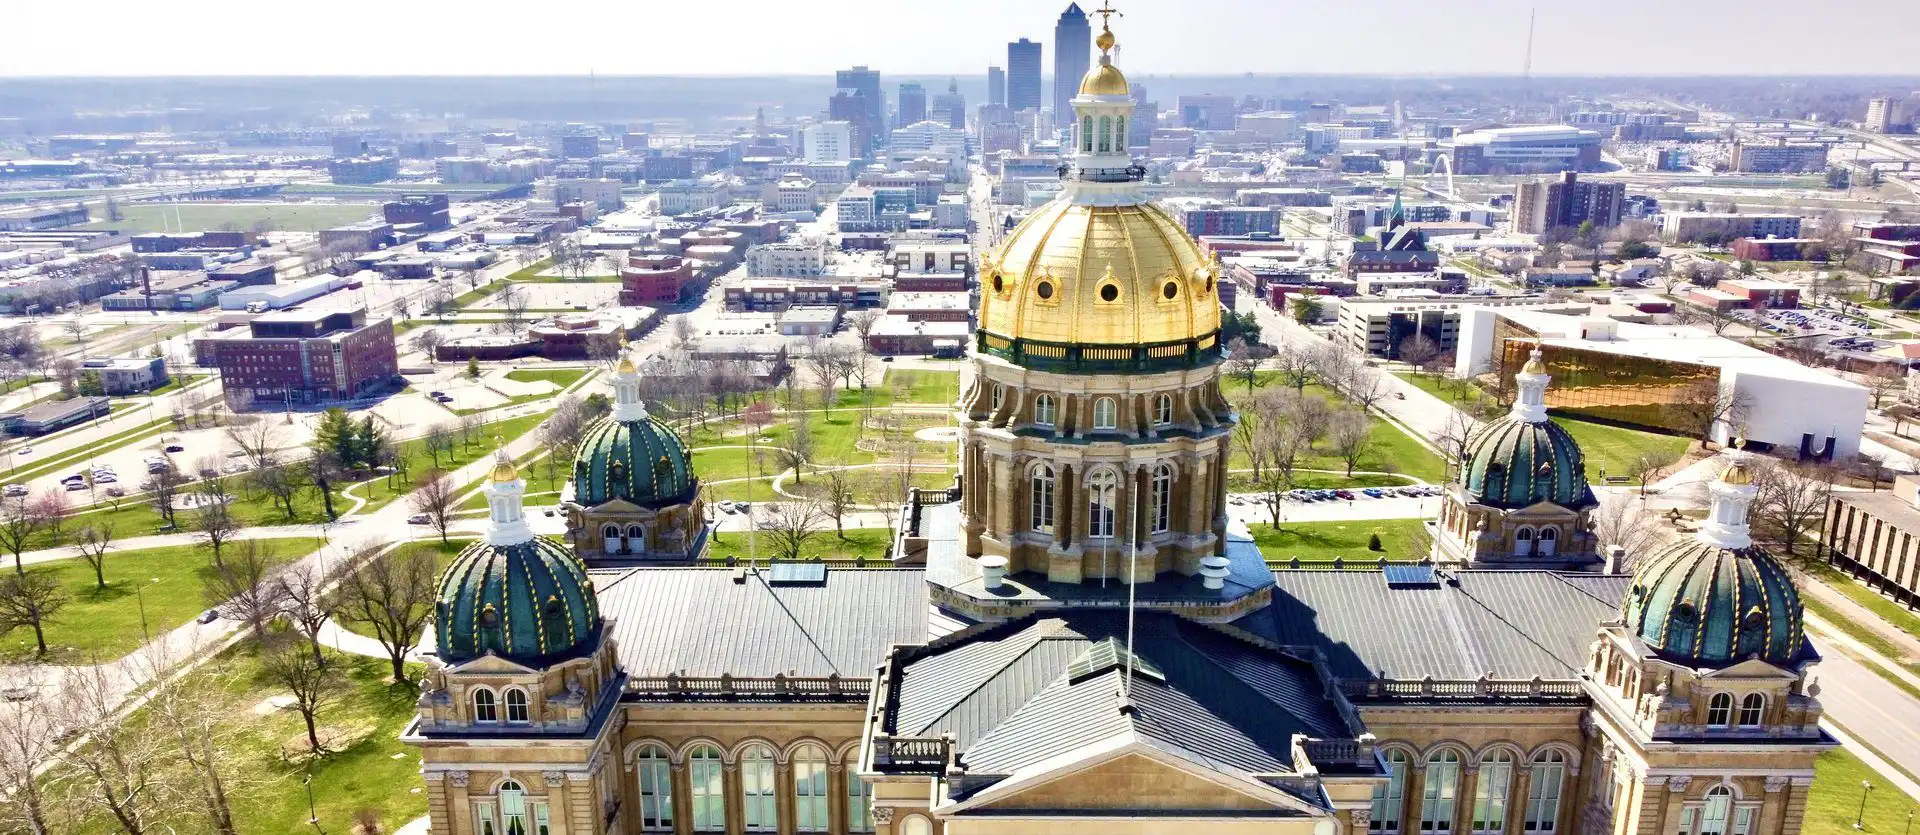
987, 65, 1006, 107
834, 65, 884, 146
931, 79, 967, 130
828, 90, 876, 159
897, 82, 927, 128
1006, 39, 1042, 112
1051, 3, 1091, 127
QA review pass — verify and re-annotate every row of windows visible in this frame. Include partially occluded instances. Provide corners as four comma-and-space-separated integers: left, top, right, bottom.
1080, 114, 1129, 154
1005, 389, 1176, 430
1029, 463, 1176, 536
632, 744, 871, 833
1371, 751, 1565, 835
1831, 503, 1920, 594
1513, 526, 1560, 556
471, 687, 531, 724
1705, 692, 1768, 729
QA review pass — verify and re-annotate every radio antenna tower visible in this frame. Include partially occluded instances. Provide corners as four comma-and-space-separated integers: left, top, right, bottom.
1521, 6, 1536, 113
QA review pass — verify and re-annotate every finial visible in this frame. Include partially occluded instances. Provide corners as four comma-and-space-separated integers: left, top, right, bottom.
1732, 426, 1747, 451
1093, 1, 1122, 53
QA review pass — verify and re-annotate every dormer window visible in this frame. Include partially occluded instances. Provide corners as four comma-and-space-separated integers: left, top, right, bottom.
1706, 692, 1733, 728
1738, 693, 1765, 728
473, 688, 498, 723
504, 687, 530, 724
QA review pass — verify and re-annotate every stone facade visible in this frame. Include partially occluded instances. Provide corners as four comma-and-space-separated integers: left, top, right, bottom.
567, 497, 707, 562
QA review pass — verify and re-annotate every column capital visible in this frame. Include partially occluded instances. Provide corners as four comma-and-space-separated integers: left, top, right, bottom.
449, 770, 471, 788
1666, 776, 1691, 792
1764, 776, 1789, 793
872, 806, 896, 824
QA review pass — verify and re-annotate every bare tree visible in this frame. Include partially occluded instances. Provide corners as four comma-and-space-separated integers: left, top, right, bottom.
260, 634, 345, 756
756, 498, 829, 561
225, 416, 284, 471
1224, 338, 1262, 393
277, 561, 335, 668
145, 661, 246, 835
1864, 365, 1906, 409
0, 684, 69, 834
1431, 410, 1481, 481
1398, 333, 1442, 373
0, 570, 66, 656
191, 497, 239, 569
55, 663, 171, 835
1751, 459, 1838, 558
1590, 497, 1663, 571
0, 491, 51, 575
772, 409, 815, 485
141, 468, 186, 530
408, 469, 458, 546
204, 539, 286, 642
1273, 341, 1316, 392
424, 422, 456, 469
331, 545, 438, 683
497, 282, 531, 337
1328, 409, 1373, 476
72, 521, 115, 589
1253, 423, 1309, 530
1628, 447, 1683, 494
251, 464, 302, 520
1670, 382, 1754, 443
410, 328, 447, 364
456, 412, 486, 452
819, 465, 859, 539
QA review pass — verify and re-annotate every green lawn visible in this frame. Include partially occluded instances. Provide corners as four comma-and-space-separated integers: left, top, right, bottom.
1804, 748, 1918, 835
1551, 417, 1691, 486
1225, 380, 1447, 483
706, 526, 893, 563
0, 537, 325, 663
456, 447, 566, 512
773, 368, 962, 411
1396, 372, 1499, 412
143, 372, 208, 395
80, 202, 378, 235
1807, 560, 1920, 648
1229, 471, 1417, 492
452, 369, 594, 416
1247, 518, 1431, 564
345, 409, 553, 513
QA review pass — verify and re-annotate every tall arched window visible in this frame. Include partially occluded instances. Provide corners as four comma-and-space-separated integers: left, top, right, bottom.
1031, 464, 1056, 534
1034, 394, 1056, 427
1421, 750, 1461, 835
741, 743, 777, 832
1515, 527, 1535, 556
1707, 692, 1733, 727
1371, 749, 1409, 834
1116, 116, 1127, 149
1098, 116, 1113, 153
1472, 751, 1515, 834
1537, 527, 1558, 556
792, 744, 830, 832
1524, 751, 1566, 834
847, 770, 874, 833
503, 687, 529, 723
1151, 464, 1173, 533
635, 745, 674, 832
1738, 693, 1765, 728
472, 688, 498, 723
688, 745, 725, 833
499, 780, 529, 835
1082, 116, 1094, 153
1093, 397, 1117, 430
1699, 787, 1734, 835
601, 524, 620, 550
1087, 469, 1117, 539
1154, 393, 1173, 426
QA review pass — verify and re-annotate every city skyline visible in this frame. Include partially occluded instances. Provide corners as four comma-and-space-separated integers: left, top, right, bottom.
5, 0, 1919, 78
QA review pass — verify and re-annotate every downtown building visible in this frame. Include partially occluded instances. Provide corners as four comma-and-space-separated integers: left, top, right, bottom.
1510, 172, 1623, 235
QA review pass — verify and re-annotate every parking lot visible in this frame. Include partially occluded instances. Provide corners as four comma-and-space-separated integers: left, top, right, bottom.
1749, 306, 1872, 338
472, 282, 622, 311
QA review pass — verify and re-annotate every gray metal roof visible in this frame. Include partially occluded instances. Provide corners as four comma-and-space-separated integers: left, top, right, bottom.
591, 566, 928, 678
887, 613, 1353, 778
1241, 570, 1630, 681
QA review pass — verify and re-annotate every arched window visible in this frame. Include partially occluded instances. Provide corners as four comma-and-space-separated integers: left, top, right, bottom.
1116, 116, 1127, 149
1707, 692, 1733, 728
1031, 464, 1056, 534
688, 745, 725, 833
741, 743, 777, 831
1473, 751, 1515, 835
1154, 393, 1173, 426
1371, 749, 1409, 834
1082, 116, 1094, 153
1098, 116, 1113, 153
1422, 750, 1462, 835
1034, 394, 1055, 427
627, 524, 645, 541
1515, 527, 1535, 556
1537, 526, 1558, 556
1524, 751, 1566, 834
902, 816, 933, 835
601, 524, 620, 548
1087, 469, 1117, 539
791, 744, 829, 832
847, 770, 874, 833
635, 745, 674, 832
1699, 787, 1734, 835
1093, 397, 1117, 430
498, 780, 529, 835
503, 687, 529, 724
1738, 693, 1765, 728
472, 688, 498, 723
1151, 464, 1173, 534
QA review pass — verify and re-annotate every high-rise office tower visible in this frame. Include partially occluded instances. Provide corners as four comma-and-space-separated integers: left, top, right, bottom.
932, 79, 967, 130
1006, 39, 1042, 112
898, 82, 928, 128
987, 66, 1006, 107
829, 90, 876, 158
1051, 3, 1091, 127
835, 66, 885, 145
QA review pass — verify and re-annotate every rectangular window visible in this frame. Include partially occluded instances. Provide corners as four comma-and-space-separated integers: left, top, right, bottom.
847, 773, 874, 833
1733, 807, 1754, 835
1473, 760, 1512, 834
691, 759, 725, 833
1524, 762, 1564, 834
1677, 808, 1696, 835
793, 759, 829, 833
637, 759, 673, 831
742, 758, 777, 831
1422, 761, 1460, 835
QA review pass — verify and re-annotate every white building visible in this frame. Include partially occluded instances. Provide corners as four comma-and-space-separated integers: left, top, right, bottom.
1660, 212, 1803, 242
802, 121, 853, 163
933, 194, 970, 229
746, 241, 828, 277
773, 176, 818, 213
657, 178, 731, 214
889, 120, 968, 154
550, 178, 624, 212
1453, 308, 1868, 458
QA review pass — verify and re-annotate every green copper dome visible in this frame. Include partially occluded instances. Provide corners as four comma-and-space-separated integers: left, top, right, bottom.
1622, 538, 1805, 668
435, 536, 600, 665
572, 414, 698, 508
1459, 416, 1593, 510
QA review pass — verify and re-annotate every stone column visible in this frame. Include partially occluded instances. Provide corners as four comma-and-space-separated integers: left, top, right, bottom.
1405, 763, 1428, 835
566, 771, 596, 835
1457, 761, 1482, 835
671, 761, 693, 835
872, 805, 896, 835
1658, 776, 1691, 835
541, 771, 572, 835
828, 764, 847, 835
1505, 764, 1533, 835
1779, 779, 1812, 835
723, 762, 743, 835
448, 771, 473, 835
1351, 808, 1375, 835
776, 758, 795, 835
1758, 776, 1789, 835
1057, 463, 1076, 550
424, 772, 453, 835
991, 453, 1011, 541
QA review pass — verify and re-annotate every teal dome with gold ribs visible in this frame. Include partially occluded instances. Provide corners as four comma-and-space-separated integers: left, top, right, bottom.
1459, 348, 1594, 510
571, 356, 697, 508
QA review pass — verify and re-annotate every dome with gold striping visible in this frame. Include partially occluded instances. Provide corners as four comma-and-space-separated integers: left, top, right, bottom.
434, 536, 599, 665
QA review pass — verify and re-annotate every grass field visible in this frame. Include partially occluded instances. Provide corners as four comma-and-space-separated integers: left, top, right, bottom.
346, 409, 553, 512
1551, 417, 1692, 487
0, 537, 325, 663
451, 368, 593, 416
1804, 748, 1918, 835
1806, 561, 1920, 648
1226, 379, 1448, 483
1247, 518, 1430, 563
79, 202, 378, 235
706, 526, 893, 563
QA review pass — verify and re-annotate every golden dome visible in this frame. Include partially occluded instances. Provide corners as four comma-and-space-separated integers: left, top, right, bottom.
489, 454, 520, 484
1079, 61, 1129, 97
1522, 352, 1546, 375
615, 354, 637, 375
978, 199, 1220, 348
1719, 460, 1754, 486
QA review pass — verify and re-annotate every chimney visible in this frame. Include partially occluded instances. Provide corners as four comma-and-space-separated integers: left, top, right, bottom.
1605, 546, 1627, 574
980, 555, 1009, 590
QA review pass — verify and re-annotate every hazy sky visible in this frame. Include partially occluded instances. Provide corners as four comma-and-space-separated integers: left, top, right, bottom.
5, 0, 1918, 78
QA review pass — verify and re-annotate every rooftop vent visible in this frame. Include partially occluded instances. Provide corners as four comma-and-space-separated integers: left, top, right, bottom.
1383, 565, 1440, 589
766, 561, 827, 586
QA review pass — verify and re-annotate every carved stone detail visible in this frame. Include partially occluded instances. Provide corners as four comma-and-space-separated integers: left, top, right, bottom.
449, 770, 471, 788
1765, 776, 1789, 793
1667, 776, 1692, 792
871, 806, 895, 824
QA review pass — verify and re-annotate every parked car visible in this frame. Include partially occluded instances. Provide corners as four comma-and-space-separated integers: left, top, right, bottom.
407, 513, 431, 525
199, 467, 219, 479
196, 609, 220, 625
14, 447, 30, 455
1, 484, 24, 497
164, 444, 185, 453
104, 487, 125, 497
0, 686, 31, 702
65, 482, 87, 491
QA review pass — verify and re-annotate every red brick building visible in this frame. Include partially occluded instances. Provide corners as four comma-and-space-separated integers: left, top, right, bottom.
1730, 237, 1819, 262
194, 307, 399, 409
619, 252, 692, 305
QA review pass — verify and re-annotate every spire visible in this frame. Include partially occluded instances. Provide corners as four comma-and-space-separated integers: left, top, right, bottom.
1387, 163, 1408, 230
611, 353, 648, 422
1698, 433, 1757, 550
484, 441, 534, 547
1510, 343, 1550, 423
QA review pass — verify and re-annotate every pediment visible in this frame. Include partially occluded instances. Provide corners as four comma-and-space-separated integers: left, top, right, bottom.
948, 735, 1329, 818
1509, 500, 1579, 519
446, 652, 541, 676
588, 497, 650, 515
1698, 657, 1800, 681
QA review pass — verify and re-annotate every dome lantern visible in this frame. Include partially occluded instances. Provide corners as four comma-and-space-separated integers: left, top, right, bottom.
610, 353, 648, 423
484, 443, 535, 548
1511, 344, 1551, 424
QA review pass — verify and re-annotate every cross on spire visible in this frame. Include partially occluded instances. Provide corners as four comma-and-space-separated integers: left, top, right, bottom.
1094, 0, 1122, 29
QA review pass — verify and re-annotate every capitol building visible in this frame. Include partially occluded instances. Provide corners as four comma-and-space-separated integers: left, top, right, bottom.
401, 14, 1833, 835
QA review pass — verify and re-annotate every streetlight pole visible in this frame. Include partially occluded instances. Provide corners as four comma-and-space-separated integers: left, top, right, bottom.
305, 768, 319, 827
135, 577, 160, 642
1856, 780, 1875, 830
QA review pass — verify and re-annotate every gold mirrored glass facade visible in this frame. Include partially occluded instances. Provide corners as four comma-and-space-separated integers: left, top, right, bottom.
1489, 321, 1717, 435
